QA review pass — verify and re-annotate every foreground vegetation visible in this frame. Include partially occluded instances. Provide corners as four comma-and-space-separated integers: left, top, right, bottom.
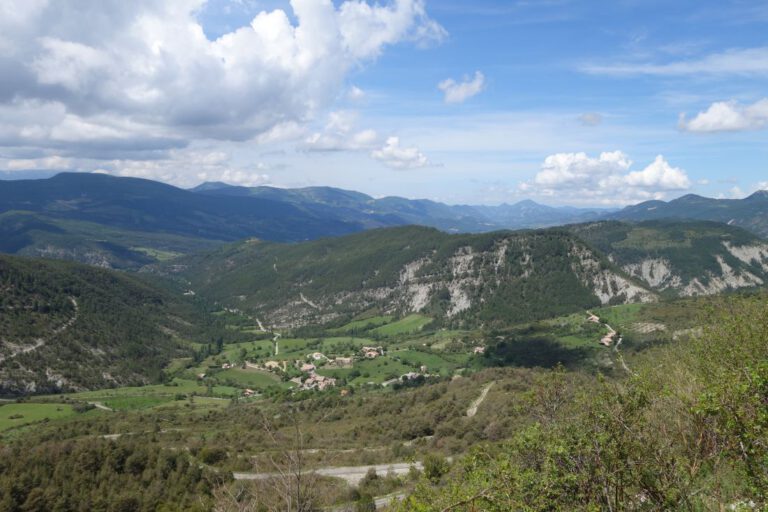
0, 287, 763, 510
399, 296, 768, 511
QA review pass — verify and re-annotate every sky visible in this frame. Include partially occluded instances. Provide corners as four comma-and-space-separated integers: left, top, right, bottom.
0, 0, 766, 206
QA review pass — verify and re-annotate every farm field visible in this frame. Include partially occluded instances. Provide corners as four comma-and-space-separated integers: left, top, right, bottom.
216, 368, 292, 390
0, 403, 78, 432
370, 314, 433, 337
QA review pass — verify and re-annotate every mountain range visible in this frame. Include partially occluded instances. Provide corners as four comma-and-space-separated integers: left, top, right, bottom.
1, 173, 767, 271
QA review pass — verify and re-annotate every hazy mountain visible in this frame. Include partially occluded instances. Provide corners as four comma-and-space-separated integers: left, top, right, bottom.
192, 182, 612, 232
608, 191, 768, 237
0, 174, 379, 267
3, 174, 767, 272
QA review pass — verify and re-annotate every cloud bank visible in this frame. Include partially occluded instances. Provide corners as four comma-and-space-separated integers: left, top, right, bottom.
0, 0, 444, 175
520, 151, 691, 205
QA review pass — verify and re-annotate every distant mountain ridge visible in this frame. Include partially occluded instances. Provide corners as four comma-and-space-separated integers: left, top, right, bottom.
1, 173, 767, 270
608, 191, 768, 237
191, 181, 612, 233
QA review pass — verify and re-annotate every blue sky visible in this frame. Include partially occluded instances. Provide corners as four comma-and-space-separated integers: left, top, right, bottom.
0, 0, 766, 205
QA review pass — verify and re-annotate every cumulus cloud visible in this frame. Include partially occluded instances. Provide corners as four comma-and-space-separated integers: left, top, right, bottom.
522, 151, 691, 205
302, 111, 380, 151
0, 0, 445, 169
371, 136, 429, 169
438, 71, 485, 104
679, 98, 768, 132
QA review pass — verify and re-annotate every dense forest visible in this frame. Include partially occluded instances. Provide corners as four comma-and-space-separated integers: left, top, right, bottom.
0, 255, 235, 395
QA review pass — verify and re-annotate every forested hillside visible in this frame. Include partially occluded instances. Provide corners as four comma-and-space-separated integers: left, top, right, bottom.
157, 226, 655, 329
569, 220, 768, 296
0, 255, 224, 395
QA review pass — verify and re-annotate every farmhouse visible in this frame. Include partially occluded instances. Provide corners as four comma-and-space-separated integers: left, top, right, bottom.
301, 374, 337, 391
361, 346, 384, 359
330, 357, 354, 368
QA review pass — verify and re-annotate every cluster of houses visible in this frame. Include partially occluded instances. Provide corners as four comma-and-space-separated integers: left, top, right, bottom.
587, 312, 618, 346
229, 347, 385, 393
214, 340, 485, 395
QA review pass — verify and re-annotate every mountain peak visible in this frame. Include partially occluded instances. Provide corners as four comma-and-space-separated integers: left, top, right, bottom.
746, 189, 768, 201
189, 181, 236, 192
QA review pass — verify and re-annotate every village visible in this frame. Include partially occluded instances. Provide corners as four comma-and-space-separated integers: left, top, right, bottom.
214, 343, 452, 396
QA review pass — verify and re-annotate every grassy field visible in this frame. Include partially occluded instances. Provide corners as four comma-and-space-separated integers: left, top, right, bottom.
331, 315, 394, 333
594, 303, 646, 331
351, 356, 414, 384
391, 350, 468, 376
371, 315, 433, 337
216, 368, 291, 389
42, 378, 239, 402
103, 396, 174, 411
0, 403, 77, 431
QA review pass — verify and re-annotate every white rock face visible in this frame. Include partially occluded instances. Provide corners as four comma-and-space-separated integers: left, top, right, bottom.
263, 236, 661, 327
570, 246, 657, 305
723, 242, 768, 272
623, 258, 681, 290
680, 256, 764, 297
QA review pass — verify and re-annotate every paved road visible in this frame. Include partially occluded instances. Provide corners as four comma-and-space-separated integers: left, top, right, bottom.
234, 461, 423, 486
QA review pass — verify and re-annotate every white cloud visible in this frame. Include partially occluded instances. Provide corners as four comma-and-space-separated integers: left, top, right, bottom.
679, 98, 768, 132
583, 47, 768, 76
522, 151, 691, 205
302, 110, 380, 151
0, 0, 445, 164
21, 148, 277, 188
347, 86, 366, 101
438, 71, 485, 104
4, 155, 71, 171
578, 112, 603, 126
729, 186, 744, 198
371, 136, 428, 169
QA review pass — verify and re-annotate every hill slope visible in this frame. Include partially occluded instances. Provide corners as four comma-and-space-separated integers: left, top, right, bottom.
156, 226, 656, 329
0, 254, 219, 395
569, 220, 768, 296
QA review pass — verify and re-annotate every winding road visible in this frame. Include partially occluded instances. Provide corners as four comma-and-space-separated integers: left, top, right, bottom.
0, 297, 78, 363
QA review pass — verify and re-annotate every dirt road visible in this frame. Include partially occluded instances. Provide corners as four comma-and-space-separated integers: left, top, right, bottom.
467, 382, 494, 418
0, 297, 78, 363
234, 461, 423, 486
